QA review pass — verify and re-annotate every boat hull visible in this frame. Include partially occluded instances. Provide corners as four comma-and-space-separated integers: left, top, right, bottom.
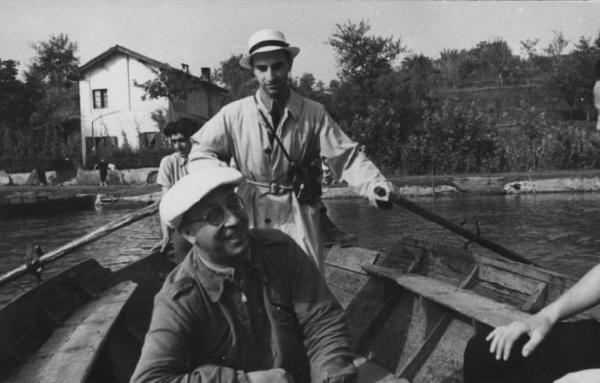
3, 238, 598, 382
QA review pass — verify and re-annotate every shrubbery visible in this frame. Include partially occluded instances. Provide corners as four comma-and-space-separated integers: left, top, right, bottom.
86, 145, 172, 170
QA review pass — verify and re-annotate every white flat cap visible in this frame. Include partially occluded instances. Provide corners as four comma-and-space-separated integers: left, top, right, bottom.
239, 29, 300, 69
160, 167, 244, 229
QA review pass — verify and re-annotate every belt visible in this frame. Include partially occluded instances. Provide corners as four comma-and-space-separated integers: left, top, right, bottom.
246, 179, 294, 196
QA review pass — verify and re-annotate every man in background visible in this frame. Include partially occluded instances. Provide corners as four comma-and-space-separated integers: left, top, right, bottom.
152, 117, 201, 262
94, 157, 109, 186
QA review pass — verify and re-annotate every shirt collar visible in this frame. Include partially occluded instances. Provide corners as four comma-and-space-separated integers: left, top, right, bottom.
254, 89, 301, 121
188, 234, 267, 302
174, 152, 188, 167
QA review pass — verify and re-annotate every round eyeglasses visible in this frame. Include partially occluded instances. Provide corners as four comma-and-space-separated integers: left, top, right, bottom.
185, 196, 245, 227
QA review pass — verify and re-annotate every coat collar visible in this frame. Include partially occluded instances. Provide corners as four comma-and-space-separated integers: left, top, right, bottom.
187, 231, 268, 303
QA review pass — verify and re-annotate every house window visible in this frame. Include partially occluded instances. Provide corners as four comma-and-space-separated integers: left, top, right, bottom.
86, 136, 118, 153
139, 132, 159, 148
92, 89, 108, 109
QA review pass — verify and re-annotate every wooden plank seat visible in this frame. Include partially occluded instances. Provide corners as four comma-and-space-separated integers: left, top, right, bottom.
354, 356, 410, 383
363, 264, 531, 328
6, 281, 137, 383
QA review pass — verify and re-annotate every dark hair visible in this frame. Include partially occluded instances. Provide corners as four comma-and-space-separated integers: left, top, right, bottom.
249, 50, 293, 69
595, 60, 600, 81
163, 117, 201, 138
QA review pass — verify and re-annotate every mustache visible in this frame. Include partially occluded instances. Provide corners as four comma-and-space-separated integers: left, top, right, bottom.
216, 215, 249, 240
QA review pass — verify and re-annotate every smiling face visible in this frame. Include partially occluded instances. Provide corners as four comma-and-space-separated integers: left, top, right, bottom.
252, 50, 292, 100
169, 133, 192, 158
179, 185, 249, 266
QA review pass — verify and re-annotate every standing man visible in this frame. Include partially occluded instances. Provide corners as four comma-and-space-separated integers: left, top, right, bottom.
94, 157, 109, 186
189, 29, 394, 268
132, 168, 357, 383
152, 117, 201, 262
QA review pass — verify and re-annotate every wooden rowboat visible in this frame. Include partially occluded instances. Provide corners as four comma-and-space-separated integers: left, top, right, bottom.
1, 236, 597, 383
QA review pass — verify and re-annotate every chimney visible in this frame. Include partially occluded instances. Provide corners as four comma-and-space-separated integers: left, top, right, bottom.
201, 67, 211, 82
181, 63, 190, 74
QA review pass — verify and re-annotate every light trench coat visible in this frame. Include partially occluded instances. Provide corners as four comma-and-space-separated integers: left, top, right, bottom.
188, 90, 391, 268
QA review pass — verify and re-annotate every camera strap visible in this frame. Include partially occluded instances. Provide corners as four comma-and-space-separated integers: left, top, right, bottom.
253, 94, 295, 166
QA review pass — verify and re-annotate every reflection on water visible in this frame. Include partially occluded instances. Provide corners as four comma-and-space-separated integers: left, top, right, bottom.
0, 207, 161, 305
2, 192, 600, 303
325, 192, 600, 278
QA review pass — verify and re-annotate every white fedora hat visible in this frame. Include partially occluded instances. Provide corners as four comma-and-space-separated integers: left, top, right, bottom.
160, 167, 244, 230
239, 29, 300, 69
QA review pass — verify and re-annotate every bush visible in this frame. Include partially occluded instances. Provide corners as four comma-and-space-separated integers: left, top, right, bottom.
402, 99, 500, 174
87, 145, 172, 170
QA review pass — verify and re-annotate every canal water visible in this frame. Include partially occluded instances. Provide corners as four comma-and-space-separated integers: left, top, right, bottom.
2, 192, 600, 305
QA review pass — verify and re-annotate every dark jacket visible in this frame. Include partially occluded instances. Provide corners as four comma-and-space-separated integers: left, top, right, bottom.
131, 228, 356, 383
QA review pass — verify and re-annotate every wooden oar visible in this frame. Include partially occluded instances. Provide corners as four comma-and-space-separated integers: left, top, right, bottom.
0, 201, 159, 287
375, 187, 535, 265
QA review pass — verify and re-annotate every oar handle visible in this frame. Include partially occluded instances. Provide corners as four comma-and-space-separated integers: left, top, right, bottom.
374, 187, 535, 265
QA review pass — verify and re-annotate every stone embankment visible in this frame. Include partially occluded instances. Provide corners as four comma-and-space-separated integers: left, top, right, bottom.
322, 171, 600, 199
4, 168, 600, 201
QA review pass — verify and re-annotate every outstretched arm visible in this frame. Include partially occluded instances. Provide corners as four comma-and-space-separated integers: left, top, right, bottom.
318, 110, 393, 207
487, 263, 600, 360
151, 186, 172, 254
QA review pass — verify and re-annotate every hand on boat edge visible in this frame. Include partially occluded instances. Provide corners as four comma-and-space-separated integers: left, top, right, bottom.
151, 237, 171, 255
486, 314, 554, 361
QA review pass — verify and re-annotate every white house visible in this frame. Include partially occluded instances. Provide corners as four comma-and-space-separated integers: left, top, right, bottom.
77, 45, 227, 166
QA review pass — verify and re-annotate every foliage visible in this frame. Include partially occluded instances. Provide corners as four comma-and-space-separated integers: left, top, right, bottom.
329, 20, 406, 88
87, 144, 172, 170
28, 33, 79, 94
135, 66, 210, 101
402, 99, 499, 174
0, 59, 42, 124
212, 54, 256, 102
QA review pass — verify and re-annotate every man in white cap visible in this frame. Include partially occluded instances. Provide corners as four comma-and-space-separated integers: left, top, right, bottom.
132, 167, 357, 383
188, 29, 394, 269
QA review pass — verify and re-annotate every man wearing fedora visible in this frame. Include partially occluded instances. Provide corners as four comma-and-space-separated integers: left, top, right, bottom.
188, 29, 394, 269
131, 167, 357, 383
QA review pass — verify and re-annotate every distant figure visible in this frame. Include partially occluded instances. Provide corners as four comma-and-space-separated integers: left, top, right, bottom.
594, 60, 600, 131
152, 117, 201, 262
94, 158, 109, 186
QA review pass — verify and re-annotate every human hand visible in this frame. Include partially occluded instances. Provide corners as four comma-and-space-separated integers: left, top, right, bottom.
151, 237, 170, 254
372, 184, 395, 210
554, 369, 600, 383
486, 313, 554, 361
246, 368, 294, 383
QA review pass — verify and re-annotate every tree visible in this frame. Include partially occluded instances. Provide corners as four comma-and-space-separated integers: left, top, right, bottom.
329, 20, 406, 87
399, 54, 437, 107
0, 59, 41, 124
471, 38, 517, 87
290, 72, 328, 103
28, 33, 79, 94
136, 66, 210, 102
544, 31, 569, 58
213, 54, 256, 102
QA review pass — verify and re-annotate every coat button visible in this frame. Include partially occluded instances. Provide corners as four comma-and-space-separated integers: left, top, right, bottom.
265, 218, 271, 224
264, 148, 272, 154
